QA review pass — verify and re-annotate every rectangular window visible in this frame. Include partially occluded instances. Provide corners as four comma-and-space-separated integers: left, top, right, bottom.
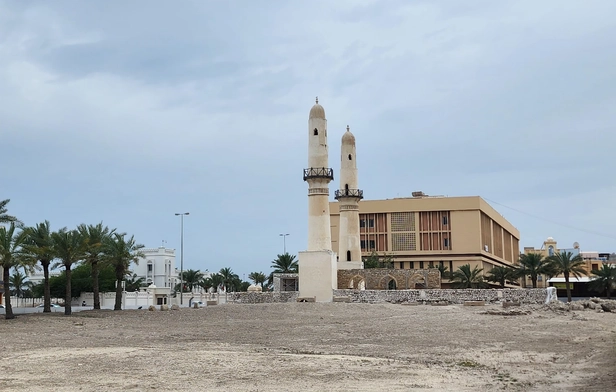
439, 261, 444, 268
420, 261, 424, 269
399, 262, 404, 269
369, 240, 375, 249
429, 261, 434, 268
537, 275, 543, 282
410, 262, 415, 269
369, 219, 375, 228
147, 264, 152, 272
360, 240, 366, 249
444, 238, 450, 248
360, 219, 366, 228
592, 263, 599, 271
443, 216, 448, 225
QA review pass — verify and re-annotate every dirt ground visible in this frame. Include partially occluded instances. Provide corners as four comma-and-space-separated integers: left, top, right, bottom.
1, 302, 615, 391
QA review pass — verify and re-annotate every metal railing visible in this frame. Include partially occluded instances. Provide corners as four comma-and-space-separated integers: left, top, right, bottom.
335, 189, 364, 199
303, 167, 334, 181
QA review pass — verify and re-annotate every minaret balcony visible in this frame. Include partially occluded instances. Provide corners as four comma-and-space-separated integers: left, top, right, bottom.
334, 189, 364, 200
303, 167, 334, 181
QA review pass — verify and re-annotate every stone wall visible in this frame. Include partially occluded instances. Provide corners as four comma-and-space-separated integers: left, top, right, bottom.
337, 268, 440, 290
333, 288, 548, 304
229, 289, 548, 305
230, 291, 298, 304
272, 273, 299, 292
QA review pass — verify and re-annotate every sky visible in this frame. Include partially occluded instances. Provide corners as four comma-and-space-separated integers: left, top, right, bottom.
1, 0, 615, 280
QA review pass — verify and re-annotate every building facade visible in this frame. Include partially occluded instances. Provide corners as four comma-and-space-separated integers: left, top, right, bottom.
329, 194, 520, 286
132, 247, 178, 289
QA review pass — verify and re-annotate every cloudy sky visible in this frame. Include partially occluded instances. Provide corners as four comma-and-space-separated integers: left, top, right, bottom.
1, 0, 615, 279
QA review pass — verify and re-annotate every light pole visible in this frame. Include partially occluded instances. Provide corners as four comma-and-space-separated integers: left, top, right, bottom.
175, 212, 189, 305
279, 233, 290, 254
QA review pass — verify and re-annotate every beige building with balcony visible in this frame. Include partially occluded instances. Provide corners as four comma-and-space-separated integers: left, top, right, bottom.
329, 193, 520, 287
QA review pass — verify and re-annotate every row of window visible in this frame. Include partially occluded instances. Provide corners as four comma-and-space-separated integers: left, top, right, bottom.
360, 238, 449, 250
360, 219, 375, 228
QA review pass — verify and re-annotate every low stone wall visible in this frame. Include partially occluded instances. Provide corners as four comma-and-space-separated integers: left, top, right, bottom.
228, 289, 548, 305
230, 291, 298, 304
333, 289, 549, 304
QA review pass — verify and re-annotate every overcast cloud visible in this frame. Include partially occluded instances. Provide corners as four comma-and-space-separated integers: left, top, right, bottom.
1, 0, 615, 278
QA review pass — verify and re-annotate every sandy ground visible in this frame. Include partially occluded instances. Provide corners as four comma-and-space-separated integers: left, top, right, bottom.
1, 302, 615, 391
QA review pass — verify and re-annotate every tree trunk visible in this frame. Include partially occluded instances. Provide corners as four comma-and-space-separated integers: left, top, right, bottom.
65, 265, 72, 316
114, 273, 123, 311
3, 266, 14, 320
531, 275, 537, 288
564, 272, 572, 303
92, 260, 100, 310
43, 261, 51, 313
607, 286, 611, 299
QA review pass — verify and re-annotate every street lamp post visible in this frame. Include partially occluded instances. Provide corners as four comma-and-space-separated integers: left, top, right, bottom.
175, 212, 189, 305
279, 233, 290, 254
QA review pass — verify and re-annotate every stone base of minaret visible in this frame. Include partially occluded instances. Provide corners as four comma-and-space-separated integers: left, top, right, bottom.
337, 261, 364, 270
298, 250, 337, 302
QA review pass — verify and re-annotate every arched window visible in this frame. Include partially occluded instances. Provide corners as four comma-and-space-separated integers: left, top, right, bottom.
345, 184, 349, 192
548, 246, 554, 256
348, 154, 352, 160
347, 250, 351, 261
313, 128, 318, 135
388, 279, 397, 290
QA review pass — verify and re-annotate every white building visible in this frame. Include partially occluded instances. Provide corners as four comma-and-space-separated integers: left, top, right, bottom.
133, 247, 178, 289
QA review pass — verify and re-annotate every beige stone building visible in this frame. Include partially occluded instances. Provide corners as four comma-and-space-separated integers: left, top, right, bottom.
329, 193, 521, 287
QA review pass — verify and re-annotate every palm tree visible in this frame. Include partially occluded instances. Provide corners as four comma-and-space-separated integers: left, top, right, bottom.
516, 253, 554, 288
485, 266, 516, 288
0, 223, 28, 319
125, 273, 145, 292
21, 221, 56, 312
207, 273, 224, 292
450, 264, 486, 289
588, 263, 616, 299
78, 223, 113, 310
271, 253, 298, 273
248, 271, 267, 286
219, 267, 239, 292
548, 250, 587, 303
9, 269, 29, 306
103, 233, 145, 310
181, 269, 204, 292
0, 199, 21, 226
436, 264, 449, 280
52, 228, 86, 315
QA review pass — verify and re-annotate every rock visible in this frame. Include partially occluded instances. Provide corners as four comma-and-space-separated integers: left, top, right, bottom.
569, 303, 584, 311
148, 305, 156, 311
503, 301, 521, 308
464, 301, 485, 306
160, 305, 169, 311
171, 304, 180, 311
600, 302, 616, 312
333, 296, 350, 303
193, 303, 199, 309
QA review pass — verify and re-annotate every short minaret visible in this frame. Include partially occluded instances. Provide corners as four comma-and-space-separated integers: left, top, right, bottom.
303, 97, 334, 251
335, 126, 364, 269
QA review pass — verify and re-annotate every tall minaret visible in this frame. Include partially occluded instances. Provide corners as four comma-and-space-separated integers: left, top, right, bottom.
303, 97, 334, 251
335, 125, 363, 265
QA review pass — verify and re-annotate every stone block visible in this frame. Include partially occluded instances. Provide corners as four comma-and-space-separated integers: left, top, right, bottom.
333, 296, 350, 303
206, 300, 217, 306
193, 303, 199, 309
298, 250, 337, 302
401, 302, 419, 306
170, 304, 180, 310
160, 305, 169, 311
297, 297, 316, 302
463, 301, 485, 306
148, 305, 156, 311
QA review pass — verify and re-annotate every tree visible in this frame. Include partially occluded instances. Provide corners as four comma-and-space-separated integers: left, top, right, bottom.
436, 263, 449, 280
207, 273, 224, 292
219, 267, 239, 292
181, 269, 204, 292
362, 251, 394, 269
485, 266, 517, 289
0, 223, 28, 319
271, 253, 298, 273
21, 221, 56, 312
9, 269, 29, 306
0, 199, 21, 226
588, 263, 616, 299
516, 253, 554, 288
248, 271, 267, 286
78, 222, 113, 310
46, 263, 116, 299
103, 233, 145, 310
450, 264, 486, 289
125, 273, 145, 292
52, 228, 86, 315
548, 250, 587, 303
